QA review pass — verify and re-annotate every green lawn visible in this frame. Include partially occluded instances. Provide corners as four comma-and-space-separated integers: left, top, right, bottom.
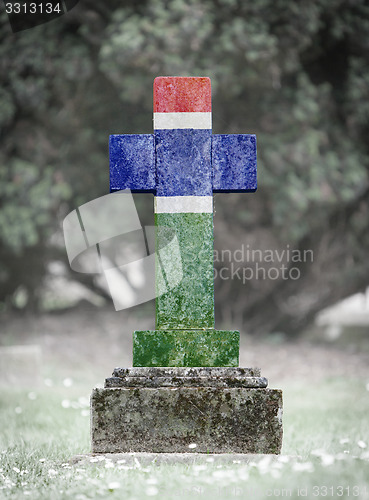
1, 377, 368, 499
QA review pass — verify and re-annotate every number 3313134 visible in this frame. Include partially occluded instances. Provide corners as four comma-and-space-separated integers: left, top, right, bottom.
5, 3, 62, 14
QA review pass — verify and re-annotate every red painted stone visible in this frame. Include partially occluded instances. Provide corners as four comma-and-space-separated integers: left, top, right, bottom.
154, 77, 212, 113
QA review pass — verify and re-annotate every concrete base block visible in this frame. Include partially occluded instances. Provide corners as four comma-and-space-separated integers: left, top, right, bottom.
91, 368, 283, 454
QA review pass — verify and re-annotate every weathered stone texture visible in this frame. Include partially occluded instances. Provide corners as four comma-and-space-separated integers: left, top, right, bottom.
105, 376, 268, 389
91, 385, 283, 454
113, 367, 261, 377
107, 367, 266, 388
155, 212, 214, 330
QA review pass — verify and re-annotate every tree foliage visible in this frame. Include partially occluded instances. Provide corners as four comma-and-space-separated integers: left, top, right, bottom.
0, 0, 369, 333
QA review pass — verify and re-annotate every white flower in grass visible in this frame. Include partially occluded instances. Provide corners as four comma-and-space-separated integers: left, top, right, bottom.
212, 468, 238, 482
81, 410, 89, 417
39, 459, 46, 463
193, 464, 207, 472
108, 482, 121, 491
311, 449, 325, 457
4, 477, 14, 487
271, 468, 281, 479
15, 407, 22, 414
292, 462, 314, 472
321, 454, 335, 467
78, 396, 89, 407
13, 467, 20, 474
212, 469, 227, 478
335, 453, 349, 460
188, 443, 197, 449
61, 400, 70, 409
256, 455, 272, 474
358, 440, 367, 449
48, 469, 58, 477
63, 378, 73, 387
200, 474, 213, 485
90, 458, 99, 463
116, 459, 126, 464
146, 486, 158, 496
272, 461, 283, 470
104, 462, 114, 469
238, 468, 249, 481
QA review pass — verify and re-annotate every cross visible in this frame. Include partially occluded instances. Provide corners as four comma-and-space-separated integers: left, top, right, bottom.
110, 77, 257, 367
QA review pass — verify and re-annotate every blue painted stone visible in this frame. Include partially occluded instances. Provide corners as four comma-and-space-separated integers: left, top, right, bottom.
212, 134, 257, 193
155, 129, 212, 197
110, 134, 155, 193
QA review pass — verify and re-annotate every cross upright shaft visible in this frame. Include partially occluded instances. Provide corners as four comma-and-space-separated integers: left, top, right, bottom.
154, 77, 214, 331
109, 77, 257, 367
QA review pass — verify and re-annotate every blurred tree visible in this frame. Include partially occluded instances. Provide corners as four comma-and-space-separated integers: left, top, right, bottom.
0, 0, 368, 333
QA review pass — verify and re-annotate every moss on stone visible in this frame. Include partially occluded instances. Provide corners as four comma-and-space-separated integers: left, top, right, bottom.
91, 387, 283, 454
133, 329, 239, 367
155, 213, 214, 329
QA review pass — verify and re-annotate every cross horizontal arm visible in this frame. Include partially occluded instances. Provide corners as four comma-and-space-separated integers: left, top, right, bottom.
212, 134, 257, 193
110, 134, 155, 193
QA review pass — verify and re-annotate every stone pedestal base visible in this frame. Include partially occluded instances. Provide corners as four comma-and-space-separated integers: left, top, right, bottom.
91, 368, 283, 454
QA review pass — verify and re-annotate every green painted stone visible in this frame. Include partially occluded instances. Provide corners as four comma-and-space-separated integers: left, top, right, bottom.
155, 213, 214, 329
133, 330, 239, 367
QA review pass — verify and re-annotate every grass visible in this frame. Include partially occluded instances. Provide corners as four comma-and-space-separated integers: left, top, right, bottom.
0, 377, 369, 499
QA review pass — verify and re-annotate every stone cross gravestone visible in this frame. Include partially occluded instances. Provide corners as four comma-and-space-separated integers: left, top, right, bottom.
91, 77, 283, 454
